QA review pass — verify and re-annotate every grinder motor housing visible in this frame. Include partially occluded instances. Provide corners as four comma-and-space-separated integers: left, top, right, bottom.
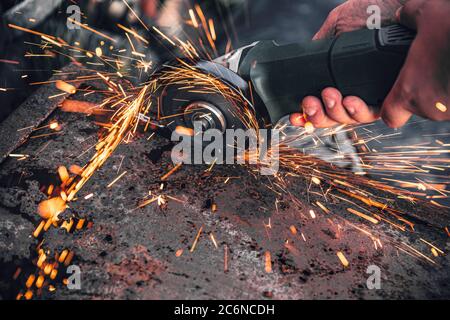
238, 24, 415, 125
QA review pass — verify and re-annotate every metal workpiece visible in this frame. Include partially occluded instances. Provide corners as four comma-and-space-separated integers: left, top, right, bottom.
0, 65, 449, 300
0, 64, 87, 165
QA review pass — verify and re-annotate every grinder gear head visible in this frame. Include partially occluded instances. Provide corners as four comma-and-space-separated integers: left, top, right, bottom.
154, 60, 269, 134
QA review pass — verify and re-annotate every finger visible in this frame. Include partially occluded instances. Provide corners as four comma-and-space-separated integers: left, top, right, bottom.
321, 87, 356, 124
289, 113, 306, 127
381, 84, 413, 128
302, 96, 338, 128
381, 101, 412, 128
313, 8, 339, 40
141, 0, 158, 18
396, 0, 425, 30
342, 96, 380, 123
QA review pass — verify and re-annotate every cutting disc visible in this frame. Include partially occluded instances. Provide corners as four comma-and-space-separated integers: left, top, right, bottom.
153, 60, 268, 133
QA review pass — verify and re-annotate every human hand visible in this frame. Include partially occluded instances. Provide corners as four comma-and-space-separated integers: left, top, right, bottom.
290, 0, 450, 129
141, 0, 159, 19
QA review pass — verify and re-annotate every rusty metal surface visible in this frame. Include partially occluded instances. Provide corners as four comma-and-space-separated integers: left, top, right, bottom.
0, 64, 86, 164
0, 65, 449, 300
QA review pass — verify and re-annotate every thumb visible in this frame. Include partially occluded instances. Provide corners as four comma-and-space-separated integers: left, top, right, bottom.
396, 0, 425, 30
381, 82, 413, 128
313, 9, 339, 40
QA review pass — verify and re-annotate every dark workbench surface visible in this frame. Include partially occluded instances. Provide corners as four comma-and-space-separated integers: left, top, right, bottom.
0, 65, 449, 300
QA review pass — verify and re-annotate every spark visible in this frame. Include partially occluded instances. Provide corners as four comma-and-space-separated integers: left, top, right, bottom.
316, 201, 330, 214
48, 92, 67, 99
33, 221, 45, 238
58, 166, 70, 183
70, 165, 83, 175
431, 248, 439, 257
224, 245, 229, 273
152, 26, 176, 46
346, 208, 379, 224
25, 275, 35, 289
95, 47, 103, 57
190, 226, 203, 253
55, 80, 77, 94
41, 35, 63, 47
436, 102, 447, 112
117, 24, 149, 44
208, 19, 217, 41
289, 225, 298, 235
210, 233, 219, 249
9, 154, 29, 158
301, 233, 307, 242
264, 251, 272, 273
337, 251, 349, 267
24, 291, 33, 300
76, 219, 85, 230
0, 59, 20, 64
66, 18, 117, 43
304, 121, 315, 134
419, 238, 444, 255
137, 196, 159, 209
189, 9, 199, 28
37, 197, 67, 220
13, 268, 21, 280
161, 163, 183, 181
8, 23, 56, 39
399, 243, 436, 264
107, 170, 128, 188
121, 0, 149, 31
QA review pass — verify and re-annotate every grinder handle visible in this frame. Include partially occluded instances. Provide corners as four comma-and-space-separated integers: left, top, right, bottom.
239, 24, 415, 125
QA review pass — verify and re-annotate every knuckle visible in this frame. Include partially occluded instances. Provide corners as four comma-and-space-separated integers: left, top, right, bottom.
324, 7, 341, 26
397, 82, 415, 100
390, 84, 417, 110
380, 109, 396, 128
328, 7, 341, 18
382, 116, 398, 128
428, 112, 446, 122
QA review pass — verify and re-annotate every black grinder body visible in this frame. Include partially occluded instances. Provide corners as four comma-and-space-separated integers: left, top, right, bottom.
237, 25, 415, 125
